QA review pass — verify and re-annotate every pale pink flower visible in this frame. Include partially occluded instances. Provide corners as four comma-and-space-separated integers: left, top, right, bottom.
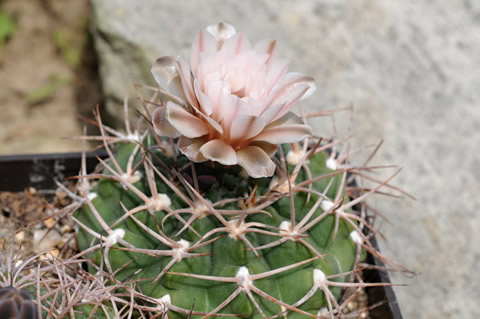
151, 22, 315, 178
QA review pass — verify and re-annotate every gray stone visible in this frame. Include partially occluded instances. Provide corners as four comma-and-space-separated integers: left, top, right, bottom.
91, 0, 480, 317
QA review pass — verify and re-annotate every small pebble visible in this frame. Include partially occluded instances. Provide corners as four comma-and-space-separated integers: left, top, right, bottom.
347, 301, 358, 311
61, 225, 73, 233
49, 248, 60, 258
15, 231, 25, 243
56, 188, 67, 199
33, 229, 64, 253
44, 217, 56, 229
56, 188, 70, 206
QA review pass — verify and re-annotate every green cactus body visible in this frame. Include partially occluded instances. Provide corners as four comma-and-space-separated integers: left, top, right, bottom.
75, 141, 362, 318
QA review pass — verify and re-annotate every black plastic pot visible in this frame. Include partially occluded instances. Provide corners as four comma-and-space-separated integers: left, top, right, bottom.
364, 236, 403, 319
0, 152, 403, 319
0, 151, 106, 192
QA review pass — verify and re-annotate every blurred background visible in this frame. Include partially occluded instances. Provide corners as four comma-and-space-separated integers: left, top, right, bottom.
1, 0, 479, 317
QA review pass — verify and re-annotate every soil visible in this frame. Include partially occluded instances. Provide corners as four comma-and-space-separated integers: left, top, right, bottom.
0, 0, 101, 155
0, 186, 77, 262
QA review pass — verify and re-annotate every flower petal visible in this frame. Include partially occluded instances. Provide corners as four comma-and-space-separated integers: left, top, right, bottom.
221, 32, 252, 56
265, 58, 289, 95
151, 57, 184, 98
206, 80, 225, 122
178, 136, 207, 162
275, 86, 310, 121
188, 97, 224, 135
152, 107, 181, 138
199, 139, 238, 165
222, 95, 241, 134
268, 111, 305, 126
190, 29, 217, 74
260, 102, 286, 124
201, 113, 224, 135
151, 56, 176, 88
237, 146, 276, 178
229, 115, 267, 143
250, 141, 278, 157
166, 101, 208, 138
193, 79, 213, 116
177, 57, 200, 108
267, 72, 316, 120
254, 124, 312, 144
253, 39, 278, 65
253, 112, 312, 144
206, 22, 237, 49
186, 79, 224, 135
280, 72, 316, 100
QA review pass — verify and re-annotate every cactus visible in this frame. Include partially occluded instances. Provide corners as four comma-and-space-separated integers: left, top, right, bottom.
72, 112, 404, 318
76, 144, 349, 317
0, 21, 408, 319
72, 22, 407, 318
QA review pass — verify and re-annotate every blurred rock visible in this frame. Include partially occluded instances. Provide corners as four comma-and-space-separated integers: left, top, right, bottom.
90, 0, 480, 317
33, 229, 63, 254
